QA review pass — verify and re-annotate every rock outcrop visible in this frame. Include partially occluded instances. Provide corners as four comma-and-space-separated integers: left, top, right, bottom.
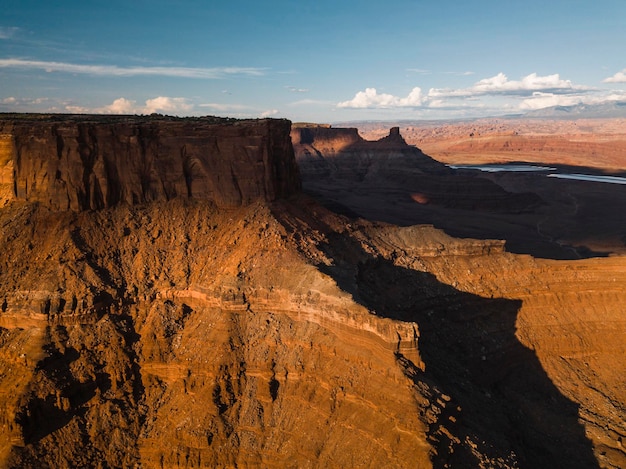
0, 199, 433, 468
1, 115, 625, 468
292, 124, 445, 181
0, 115, 301, 210
291, 124, 541, 213
291, 125, 558, 256
291, 124, 626, 259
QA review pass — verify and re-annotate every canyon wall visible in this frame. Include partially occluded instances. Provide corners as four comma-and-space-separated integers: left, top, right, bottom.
0, 199, 433, 468
0, 115, 301, 210
1, 116, 625, 467
291, 125, 552, 256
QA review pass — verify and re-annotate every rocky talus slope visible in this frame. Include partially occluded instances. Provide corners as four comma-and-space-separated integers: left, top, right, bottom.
0, 115, 624, 468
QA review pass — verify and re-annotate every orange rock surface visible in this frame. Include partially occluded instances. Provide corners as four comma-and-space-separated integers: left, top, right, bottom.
0, 115, 300, 210
0, 115, 624, 468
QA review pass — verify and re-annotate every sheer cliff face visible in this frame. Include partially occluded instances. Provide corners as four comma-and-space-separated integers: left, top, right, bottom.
0, 116, 301, 210
1, 116, 625, 468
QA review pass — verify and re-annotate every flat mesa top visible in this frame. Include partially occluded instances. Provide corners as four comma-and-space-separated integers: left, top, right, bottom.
0, 113, 286, 126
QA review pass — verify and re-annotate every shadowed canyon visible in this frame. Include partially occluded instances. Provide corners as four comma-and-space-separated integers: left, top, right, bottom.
0, 114, 625, 468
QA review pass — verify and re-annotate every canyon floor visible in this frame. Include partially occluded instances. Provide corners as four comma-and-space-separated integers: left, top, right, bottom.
1, 116, 625, 468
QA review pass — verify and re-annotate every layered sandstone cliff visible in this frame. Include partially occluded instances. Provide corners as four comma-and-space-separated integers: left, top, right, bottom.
0, 199, 433, 468
2, 196, 624, 468
1, 115, 625, 468
0, 115, 300, 210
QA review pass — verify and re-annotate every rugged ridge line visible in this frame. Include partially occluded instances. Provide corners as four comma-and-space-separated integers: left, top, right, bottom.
0, 115, 301, 210
291, 124, 542, 213
291, 124, 446, 180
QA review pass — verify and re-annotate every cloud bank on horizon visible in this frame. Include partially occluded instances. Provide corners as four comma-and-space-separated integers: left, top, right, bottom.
338, 72, 626, 114
2, 56, 625, 119
1, 52, 625, 119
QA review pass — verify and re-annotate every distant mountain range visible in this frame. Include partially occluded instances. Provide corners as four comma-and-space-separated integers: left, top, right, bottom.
523, 101, 626, 118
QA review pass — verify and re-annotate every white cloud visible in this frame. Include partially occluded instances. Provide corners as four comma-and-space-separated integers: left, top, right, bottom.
603, 69, 626, 83
337, 88, 397, 108
337, 72, 594, 112
337, 87, 425, 108
260, 109, 279, 118
103, 97, 136, 114
286, 86, 309, 93
62, 96, 193, 115
581, 91, 626, 105
401, 88, 426, 106
599, 91, 626, 102
520, 90, 626, 110
429, 72, 588, 98
144, 96, 192, 114
520, 92, 583, 110
0, 58, 266, 79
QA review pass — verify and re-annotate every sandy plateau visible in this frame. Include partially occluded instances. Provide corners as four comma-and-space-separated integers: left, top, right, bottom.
0, 115, 625, 468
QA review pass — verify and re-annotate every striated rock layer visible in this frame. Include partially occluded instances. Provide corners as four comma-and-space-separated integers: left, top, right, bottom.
0, 199, 432, 468
291, 124, 626, 259
0, 115, 625, 468
1, 197, 625, 468
0, 115, 301, 210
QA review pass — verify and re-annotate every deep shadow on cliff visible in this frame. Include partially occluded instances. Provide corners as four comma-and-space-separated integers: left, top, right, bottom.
272, 201, 599, 469
292, 125, 625, 260
1, 115, 622, 467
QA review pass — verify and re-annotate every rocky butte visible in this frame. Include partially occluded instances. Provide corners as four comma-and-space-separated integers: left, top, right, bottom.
0, 115, 625, 468
291, 124, 543, 217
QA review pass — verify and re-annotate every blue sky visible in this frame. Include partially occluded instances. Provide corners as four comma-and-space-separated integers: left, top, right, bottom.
1, 0, 626, 122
